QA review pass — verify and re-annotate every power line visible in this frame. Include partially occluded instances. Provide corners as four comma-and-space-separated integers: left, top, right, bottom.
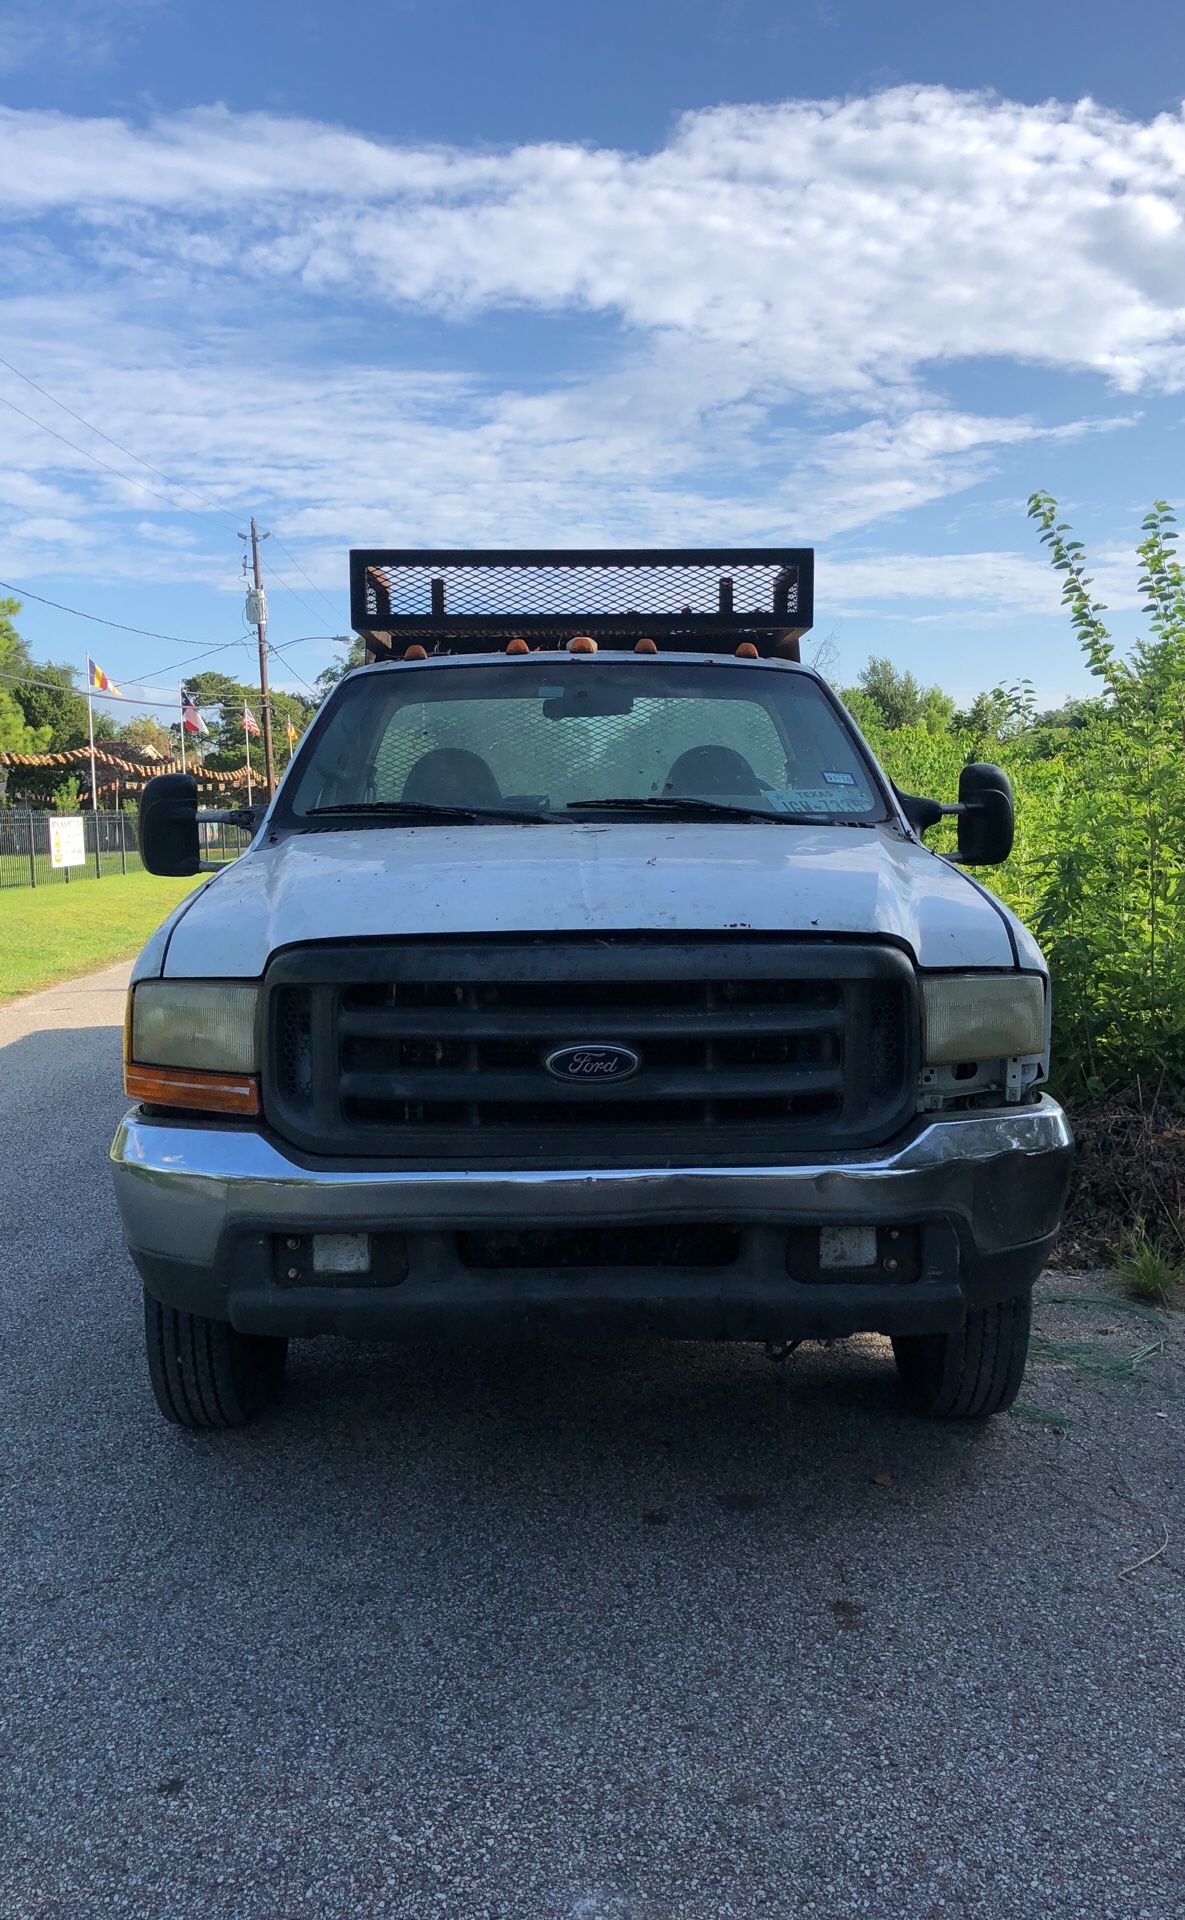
269, 531, 341, 624
0, 392, 228, 526
0, 577, 266, 679
267, 643, 319, 697
1, 666, 293, 714
1, 668, 187, 708
0, 352, 242, 530
2, 573, 340, 688
3, 373, 348, 622
268, 634, 345, 651
2, 353, 355, 645
0, 352, 345, 630
262, 566, 330, 628
0, 577, 207, 648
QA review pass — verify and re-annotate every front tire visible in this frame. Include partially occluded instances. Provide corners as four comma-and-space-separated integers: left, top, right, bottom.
144, 1288, 288, 1428
892, 1293, 1031, 1419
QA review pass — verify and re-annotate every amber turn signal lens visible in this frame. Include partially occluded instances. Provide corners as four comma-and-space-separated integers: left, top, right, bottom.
633, 638, 658, 653
735, 642, 759, 658
124, 1063, 262, 1116
403, 644, 428, 660
568, 635, 598, 653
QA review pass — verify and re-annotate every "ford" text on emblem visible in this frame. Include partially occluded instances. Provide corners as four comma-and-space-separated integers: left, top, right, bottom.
544, 1044, 641, 1083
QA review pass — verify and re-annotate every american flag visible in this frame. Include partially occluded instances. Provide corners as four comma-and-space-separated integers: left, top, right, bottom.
243, 706, 262, 738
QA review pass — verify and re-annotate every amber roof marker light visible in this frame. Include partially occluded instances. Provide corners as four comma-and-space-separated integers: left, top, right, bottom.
634, 638, 658, 654
735, 642, 759, 658
505, 636, 530, 655
568, 636, 598, 654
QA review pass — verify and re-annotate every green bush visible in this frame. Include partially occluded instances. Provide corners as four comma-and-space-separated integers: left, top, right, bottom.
858, 497, 1185, 1104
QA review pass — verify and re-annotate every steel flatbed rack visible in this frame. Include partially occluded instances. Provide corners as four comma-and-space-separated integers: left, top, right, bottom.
350, 547, 815, 662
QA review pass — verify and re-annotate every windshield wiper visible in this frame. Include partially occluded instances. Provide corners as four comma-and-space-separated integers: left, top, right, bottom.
566, 795, 821, 825
305, 800, 547, 825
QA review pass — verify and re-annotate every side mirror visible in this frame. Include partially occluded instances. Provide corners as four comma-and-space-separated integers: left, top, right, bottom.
139, 773, 200, 876
957, 762, 1014, 866
894, 787, 945, 836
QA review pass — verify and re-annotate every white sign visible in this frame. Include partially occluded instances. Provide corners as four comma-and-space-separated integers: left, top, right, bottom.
49, 816, 86, 869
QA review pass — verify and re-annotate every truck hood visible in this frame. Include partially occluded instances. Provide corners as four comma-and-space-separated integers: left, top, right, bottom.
160, 821, 1022, 976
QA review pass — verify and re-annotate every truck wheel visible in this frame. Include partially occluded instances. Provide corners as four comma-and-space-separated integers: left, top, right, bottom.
144, 1288, 288, 1428
891, 1293, 1031, 1419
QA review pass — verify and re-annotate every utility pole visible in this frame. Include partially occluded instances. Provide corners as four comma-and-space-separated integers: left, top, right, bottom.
240, 517, 276, 795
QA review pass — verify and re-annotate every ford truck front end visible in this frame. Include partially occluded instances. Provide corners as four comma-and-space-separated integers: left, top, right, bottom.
111, 550, 1072, 1427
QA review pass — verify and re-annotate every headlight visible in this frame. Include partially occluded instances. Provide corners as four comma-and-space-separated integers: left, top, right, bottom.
126, 982, 260, 1115
131, 982, 259, 1071
921, 973, 1045, 1064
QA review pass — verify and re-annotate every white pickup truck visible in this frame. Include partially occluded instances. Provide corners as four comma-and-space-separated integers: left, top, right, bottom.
111, 549, 1072, 1429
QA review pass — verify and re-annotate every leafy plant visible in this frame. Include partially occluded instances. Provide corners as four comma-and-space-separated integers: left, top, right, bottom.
861, 497, 1185, 1105
51, 776, 81, 810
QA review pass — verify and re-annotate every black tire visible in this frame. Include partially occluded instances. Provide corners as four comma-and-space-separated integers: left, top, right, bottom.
144, 1288, 288, 1428
892, 1293, 1031, 1419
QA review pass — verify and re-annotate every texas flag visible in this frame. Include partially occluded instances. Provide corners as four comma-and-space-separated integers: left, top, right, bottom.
181, 689, 209, 736
243, 706, 262, 739
87, 656, 120, 696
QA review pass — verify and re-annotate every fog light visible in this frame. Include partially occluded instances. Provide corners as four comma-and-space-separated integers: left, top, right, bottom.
819, 1226, 878, 1269
313, 1233, 371, 1275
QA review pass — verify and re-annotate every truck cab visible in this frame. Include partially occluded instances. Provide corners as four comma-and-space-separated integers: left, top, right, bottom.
111, 549, 1072, 1427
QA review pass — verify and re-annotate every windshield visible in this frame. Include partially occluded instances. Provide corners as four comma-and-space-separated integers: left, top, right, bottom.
282, 659, 888, 825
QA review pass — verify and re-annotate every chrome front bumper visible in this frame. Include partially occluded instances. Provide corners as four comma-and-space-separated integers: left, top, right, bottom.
111, 1098, 1073, 1339
112, 1096, 1072, 1263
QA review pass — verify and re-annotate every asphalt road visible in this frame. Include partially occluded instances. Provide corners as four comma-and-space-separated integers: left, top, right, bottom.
2, 964, 1184, 1920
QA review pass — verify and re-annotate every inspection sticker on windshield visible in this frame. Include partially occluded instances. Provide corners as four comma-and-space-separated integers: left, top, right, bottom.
822, 769, 857, 787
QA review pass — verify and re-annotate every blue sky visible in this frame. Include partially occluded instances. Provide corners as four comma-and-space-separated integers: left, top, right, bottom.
2, 0, 1184, 727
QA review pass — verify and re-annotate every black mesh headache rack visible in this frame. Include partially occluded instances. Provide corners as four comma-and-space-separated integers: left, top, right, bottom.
349, 548, 814, 661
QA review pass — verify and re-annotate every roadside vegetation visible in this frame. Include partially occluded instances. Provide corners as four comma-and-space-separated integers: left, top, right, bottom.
853, 495, 1185, 1279
0, 871, 204, 1002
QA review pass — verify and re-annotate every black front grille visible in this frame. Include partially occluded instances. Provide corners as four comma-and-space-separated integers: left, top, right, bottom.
264, 939, 917, 1164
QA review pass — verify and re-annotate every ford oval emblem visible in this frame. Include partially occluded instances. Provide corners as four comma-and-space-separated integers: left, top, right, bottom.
544, 1043, 641, 1083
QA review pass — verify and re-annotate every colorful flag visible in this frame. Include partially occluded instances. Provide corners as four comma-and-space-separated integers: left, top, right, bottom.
181, 689, 209, 736
87, 656, 120, 695
285, 717, 297, 747
243, 706, 262, 739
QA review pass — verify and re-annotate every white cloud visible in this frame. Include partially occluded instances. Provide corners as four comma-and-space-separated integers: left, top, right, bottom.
823, 547, 1145, 620
0, 86, 1179, 624
0, 1, 159, 76
2, 91, 1184, 392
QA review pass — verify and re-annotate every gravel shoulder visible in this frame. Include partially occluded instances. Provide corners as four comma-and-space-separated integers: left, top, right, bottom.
2, 968, 1182, 1920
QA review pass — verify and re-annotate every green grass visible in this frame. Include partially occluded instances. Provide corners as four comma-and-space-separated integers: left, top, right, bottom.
1116, 1233, 1181, 1307
0, 870, 206, 1003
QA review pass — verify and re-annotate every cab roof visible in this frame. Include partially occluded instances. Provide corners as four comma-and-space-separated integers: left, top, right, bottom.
350, 648, 814, 680
350, 548, 814, 664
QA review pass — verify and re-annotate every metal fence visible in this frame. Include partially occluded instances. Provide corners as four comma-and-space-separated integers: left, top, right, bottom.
0, 810, 247, 892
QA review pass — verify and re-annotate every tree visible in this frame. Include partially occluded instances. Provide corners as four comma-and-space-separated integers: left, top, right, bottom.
847, 656, 955, 734
180, 672, 315, 780
11, 657, 115, 750
315, 635, 367, 697
122, 714, 174, 758
0, 599, 53, 800
1024, 491, 1185, 1095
